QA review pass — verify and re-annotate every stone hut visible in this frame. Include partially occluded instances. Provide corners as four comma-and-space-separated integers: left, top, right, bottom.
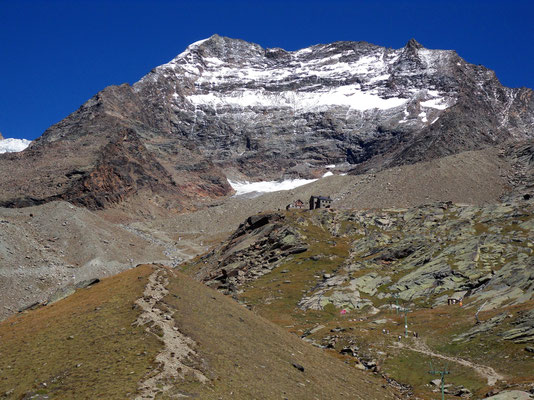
309, 195, 333, 210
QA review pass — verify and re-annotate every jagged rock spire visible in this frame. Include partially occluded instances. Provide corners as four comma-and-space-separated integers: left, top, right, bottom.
406, 38, 424, 50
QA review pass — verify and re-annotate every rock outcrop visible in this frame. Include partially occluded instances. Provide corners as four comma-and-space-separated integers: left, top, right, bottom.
193, 199, 534, 316
192, 213, 307, 292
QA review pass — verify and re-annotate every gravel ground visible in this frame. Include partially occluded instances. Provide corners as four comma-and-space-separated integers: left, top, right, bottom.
0, 201, 166, 320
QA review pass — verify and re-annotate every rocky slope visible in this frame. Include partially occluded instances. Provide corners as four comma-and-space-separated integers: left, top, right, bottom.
0, 35, 533, 209
0, 144, 517, 322
503, 139, 534, 202
0, 85, 231, 210
0, 201, 169, 320
190, 201, 534, 313
192, 213, 308, 292
184, 198, 534, 397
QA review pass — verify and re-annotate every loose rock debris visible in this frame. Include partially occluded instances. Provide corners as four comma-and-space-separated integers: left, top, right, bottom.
135, 267, 207, 399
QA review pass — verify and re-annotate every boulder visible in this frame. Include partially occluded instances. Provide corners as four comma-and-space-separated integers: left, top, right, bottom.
484, 391, 533, 400
47, 286, 76, 305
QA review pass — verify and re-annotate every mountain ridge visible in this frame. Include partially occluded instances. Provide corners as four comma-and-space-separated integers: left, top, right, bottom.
0, 35, 533, 210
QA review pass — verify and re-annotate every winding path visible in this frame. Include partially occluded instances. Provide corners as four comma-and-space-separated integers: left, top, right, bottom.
135, 266, 207, 399
393, 340, 504, 386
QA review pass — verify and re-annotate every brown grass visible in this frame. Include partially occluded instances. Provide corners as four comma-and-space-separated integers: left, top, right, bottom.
0, 264, 399, 400
159, 270, 398, 399
0, 265, 161, 399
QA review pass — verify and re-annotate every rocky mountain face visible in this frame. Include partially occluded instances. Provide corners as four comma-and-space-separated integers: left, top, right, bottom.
0, 84, 230, 209
0, 35, 533, 209
133, 35, 534, 176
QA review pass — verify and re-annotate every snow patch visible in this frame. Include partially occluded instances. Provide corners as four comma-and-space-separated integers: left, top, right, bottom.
189, 38, 209, 48
322, 171, 334, 177
0, 138, 31, 154
417, 49, 451, 71
188, 85, 408, 112
418, 111, 428, 123
187, 49, 393, 86
367, 74, 390, 84
421, 97, 450, 110
294, 48, 313, 55
228, 178, 317, 196
399, 108, 410, 124
203, 57, 224, 66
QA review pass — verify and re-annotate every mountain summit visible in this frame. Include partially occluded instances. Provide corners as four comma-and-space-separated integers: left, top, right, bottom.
0, 35, 533, 209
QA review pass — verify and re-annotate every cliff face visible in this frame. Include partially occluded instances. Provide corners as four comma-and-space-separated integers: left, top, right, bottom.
0, 84, 231, 209
130, 35, 534, 175
1, 35, 533, 209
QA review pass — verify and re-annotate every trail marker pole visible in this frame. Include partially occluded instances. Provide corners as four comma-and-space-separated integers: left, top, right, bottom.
429, 361, 450, 400
402, 307, 410, 338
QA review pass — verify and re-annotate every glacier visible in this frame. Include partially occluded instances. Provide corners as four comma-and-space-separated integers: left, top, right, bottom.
228, 178, 317, 196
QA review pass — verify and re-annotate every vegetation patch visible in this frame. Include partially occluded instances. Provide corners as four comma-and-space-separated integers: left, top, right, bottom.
0, 265, 162, 399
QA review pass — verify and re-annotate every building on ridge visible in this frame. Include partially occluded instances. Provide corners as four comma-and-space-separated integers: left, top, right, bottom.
309, 195, 332, 210
286, 199, 305, 210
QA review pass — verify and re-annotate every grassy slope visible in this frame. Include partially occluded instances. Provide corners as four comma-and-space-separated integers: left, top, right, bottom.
238, 214, 352, 329
159, 270, 397, 399
0, 263, 397, 400
0, 265, 161, 400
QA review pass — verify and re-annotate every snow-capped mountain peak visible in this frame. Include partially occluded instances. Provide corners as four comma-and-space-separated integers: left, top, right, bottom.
6, 35, 530, 211
139, 35, 459, 119
126, 35, 534, 181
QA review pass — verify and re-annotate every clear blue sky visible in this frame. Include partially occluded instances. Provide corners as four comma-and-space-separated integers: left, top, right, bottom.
1, 0, 533, 140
